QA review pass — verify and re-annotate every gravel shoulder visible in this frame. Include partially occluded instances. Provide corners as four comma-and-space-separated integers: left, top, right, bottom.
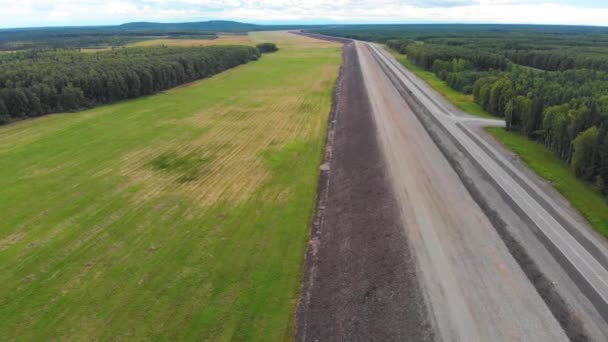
295, 39, 433, 341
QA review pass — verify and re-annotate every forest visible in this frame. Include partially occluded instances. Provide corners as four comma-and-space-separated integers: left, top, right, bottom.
0, 30, 218, 51
0, 45, 260, 124
314, 25, 608, 196
0, 21, 324, 51
0, 23, 226, 51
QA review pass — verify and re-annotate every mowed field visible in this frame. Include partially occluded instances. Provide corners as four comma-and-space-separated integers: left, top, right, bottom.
129, 34, 255, 48
78, 35, 253, 54
0, 32, 341, 340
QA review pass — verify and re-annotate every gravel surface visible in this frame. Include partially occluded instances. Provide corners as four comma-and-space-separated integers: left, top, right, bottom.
295, 40, 433, 342
296, 32, 608, 341
357, 42, 568, 341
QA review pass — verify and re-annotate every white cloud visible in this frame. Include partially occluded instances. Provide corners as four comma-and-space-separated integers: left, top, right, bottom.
1, 0, 608, 28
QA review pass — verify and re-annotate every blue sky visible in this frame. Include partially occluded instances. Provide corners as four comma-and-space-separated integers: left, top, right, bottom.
2, 0, 608, 28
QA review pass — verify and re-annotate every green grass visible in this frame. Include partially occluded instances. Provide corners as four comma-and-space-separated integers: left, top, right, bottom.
0, 32, 342, 340
486, 127, 608, 239
386, 48, 494, 119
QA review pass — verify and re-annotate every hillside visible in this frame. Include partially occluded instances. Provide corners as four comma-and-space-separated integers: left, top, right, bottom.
118, 20, 260, 32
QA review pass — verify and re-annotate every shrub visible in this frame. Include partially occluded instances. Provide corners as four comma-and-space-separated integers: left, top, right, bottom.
256, 43, 278, 53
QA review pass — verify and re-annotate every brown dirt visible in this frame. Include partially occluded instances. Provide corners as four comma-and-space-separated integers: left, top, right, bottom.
295, 37, 433, 341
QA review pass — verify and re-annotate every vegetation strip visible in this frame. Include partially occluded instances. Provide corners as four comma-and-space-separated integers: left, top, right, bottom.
486, 127, 608, 239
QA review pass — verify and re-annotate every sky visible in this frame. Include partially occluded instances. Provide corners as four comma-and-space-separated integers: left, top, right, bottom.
1, 0, 608, 29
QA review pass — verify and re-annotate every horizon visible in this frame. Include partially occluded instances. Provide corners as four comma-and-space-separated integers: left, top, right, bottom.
2, 1, 608, 29
4, 19, 608, 31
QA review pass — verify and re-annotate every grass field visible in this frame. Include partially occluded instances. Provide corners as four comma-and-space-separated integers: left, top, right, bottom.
386, 48, 494, 119
78, 35, 252, 53
486, 127, 608, 239
129, 35, 255, 48
0, 31, 341, 340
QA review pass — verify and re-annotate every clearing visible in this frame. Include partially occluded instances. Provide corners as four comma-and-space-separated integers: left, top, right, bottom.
0, 31, 341, 340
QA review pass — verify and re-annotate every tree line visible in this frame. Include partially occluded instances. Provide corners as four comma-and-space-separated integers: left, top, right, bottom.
386, 39, 415, 54
504, 50, 608, 72
402, 42, 608, 195
0, 29, 218, 51
0, 45, 261, 124
406, 44, 608, 196
406, 43, 508, 71
472, 69, 608, 192
313, 25, 608, 197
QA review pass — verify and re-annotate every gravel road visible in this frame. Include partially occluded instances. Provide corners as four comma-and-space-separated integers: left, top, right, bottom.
296, 32, 608, 341
357, 41, 568, 341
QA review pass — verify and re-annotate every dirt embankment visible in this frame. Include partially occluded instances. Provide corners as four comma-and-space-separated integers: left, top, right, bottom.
295, 38, 433, 341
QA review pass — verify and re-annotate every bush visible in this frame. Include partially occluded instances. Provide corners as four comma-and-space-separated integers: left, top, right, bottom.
256, 43, 278, 53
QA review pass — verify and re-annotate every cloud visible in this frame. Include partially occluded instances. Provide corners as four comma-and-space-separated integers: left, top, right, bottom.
414, 0, 478, 7
1, 0, 608, 28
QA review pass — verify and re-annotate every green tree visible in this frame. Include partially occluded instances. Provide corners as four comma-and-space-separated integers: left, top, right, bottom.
0, 98, 8, 123
1, 88, 29, 118
59, 85, 86, 111
543, 104, 571, 159
599, 133, 608, 194
572, 126, 599, 180
514, 96, 533, 134
256, 43, 278, 53
505, 99, 515, 130
489, 78, 514, 116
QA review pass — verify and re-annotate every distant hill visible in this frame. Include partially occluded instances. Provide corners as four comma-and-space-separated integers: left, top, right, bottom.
0, 20, 325, 34
117, 20, 329, 33
118, 20, 260, 32
0, 20, 327, 51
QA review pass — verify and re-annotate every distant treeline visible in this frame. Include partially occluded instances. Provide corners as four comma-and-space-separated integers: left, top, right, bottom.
0, 20, 328, 51
0, 30, 217, 51
0, 45, 261, 124
315, 25, 608, 196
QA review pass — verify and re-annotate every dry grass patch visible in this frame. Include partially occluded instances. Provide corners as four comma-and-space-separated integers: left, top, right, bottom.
129, 35, 254, 48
